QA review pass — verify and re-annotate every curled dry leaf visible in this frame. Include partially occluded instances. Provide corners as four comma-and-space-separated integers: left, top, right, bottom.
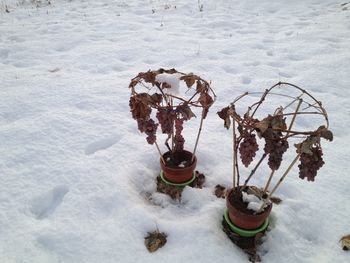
180, 74, 196, 88
316, 125, 333, 141
129, 94, 151, 120
270, 196, 282, 205
144, 231, 167, 253
193, 171, 205, 188
217, 106, 231, 129
214, 184, 226, 198
340, 235, 350, 250
161, 82, 172, 90
150, 93, 163, 105
139, 71, 157, 84
177, 104, 196, 120
255, 114, 287, 136
295, 135, 320, 155
196, 80, 206, 92
199, 93, 214, 118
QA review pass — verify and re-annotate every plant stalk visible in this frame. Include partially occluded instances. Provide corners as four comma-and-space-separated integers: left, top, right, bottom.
170, 97, 175, 152
155, 141, 166, 164
235, 146, 240, 187
191, 113, 204, 163
263, 169, 275, 192
286, 98, 303, 136
257, 153, 300, 213
243, 153, 267, 187
232, 118, 236, 188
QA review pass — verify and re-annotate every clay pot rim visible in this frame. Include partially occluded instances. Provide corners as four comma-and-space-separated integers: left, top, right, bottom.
226, 187, 273, 217
160, 150, 197, 172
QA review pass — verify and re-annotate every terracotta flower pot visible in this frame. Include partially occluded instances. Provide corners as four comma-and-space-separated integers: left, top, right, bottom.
226, 187, 272, 230
160, 150, 197, 184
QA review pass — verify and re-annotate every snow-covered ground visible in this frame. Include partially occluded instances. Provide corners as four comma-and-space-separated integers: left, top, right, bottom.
1, 0, 349, 262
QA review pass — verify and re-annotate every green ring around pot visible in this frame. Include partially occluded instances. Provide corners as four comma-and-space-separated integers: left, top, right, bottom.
159, 170, 196, 187
224, 209, 269, 237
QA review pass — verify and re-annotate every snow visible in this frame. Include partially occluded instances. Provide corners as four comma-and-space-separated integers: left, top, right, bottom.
155, 72, 181, 95
242, 191, 266, 213
178, 161, 187, 168
1, 0, 350, 262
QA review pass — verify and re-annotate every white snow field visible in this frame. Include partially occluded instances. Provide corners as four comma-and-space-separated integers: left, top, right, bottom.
1, 0, 349, 262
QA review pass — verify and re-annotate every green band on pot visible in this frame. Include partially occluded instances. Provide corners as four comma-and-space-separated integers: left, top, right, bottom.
159, 171, 196, 187
223, 209, 269, 237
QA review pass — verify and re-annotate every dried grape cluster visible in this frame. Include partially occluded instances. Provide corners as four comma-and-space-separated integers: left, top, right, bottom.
264, 135, 289, 171
145, 120, 158, 145
298, 145, 324, 181
137, 119, 158, 145
156, 108, 174, 134
239, 134, 259, 167
174, 118, 185, 152
129, 95, 158, 145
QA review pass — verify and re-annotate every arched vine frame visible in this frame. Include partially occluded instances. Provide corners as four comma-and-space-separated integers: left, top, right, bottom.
218, 82, 333, 212
129, 68, 217, 164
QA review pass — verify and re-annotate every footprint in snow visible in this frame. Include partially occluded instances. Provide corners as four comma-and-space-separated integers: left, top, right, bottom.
241, 76, 252, 84
31, 185, 69, 220
85, 136, 120, 155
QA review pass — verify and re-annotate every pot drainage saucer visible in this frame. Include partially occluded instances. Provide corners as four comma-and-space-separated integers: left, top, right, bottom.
159, 171, 196, 187
223, 209, 269, 237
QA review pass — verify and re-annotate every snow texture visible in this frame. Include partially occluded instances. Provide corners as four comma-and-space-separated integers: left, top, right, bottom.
0, 0, 350, 262
155, 72, 181, 95
242, 191, 265, 212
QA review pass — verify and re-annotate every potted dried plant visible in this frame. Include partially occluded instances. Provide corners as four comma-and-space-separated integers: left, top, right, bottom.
129, 68, 216, 185
218, 82, 333, 235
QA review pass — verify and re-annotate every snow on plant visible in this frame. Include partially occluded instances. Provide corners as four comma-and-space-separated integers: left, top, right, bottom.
128, 68, 216, 164
218, 82, 333, 212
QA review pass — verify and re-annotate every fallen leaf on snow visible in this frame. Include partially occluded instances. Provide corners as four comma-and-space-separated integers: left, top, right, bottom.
270, 196, 282, 205
144, 231, 167, 252
214, 184, 226, 199
340, 234, 350, 250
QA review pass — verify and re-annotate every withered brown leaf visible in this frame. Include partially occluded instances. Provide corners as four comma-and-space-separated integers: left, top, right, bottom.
139, 71, 157, 84
161, 82, 171, 90
199, 93, 214, 108
150, 93, 162, 105
177, 104, 196, 120
196, 80, 206, 92
340, 235, 350, 250
270, 196, 282, 205
180, 74, 196, 88
214, 184, 226, 198
145, 231, 167, 253
129, 94, 152, 120
316, 126, 333, 141
217, 106, 231, 129
255, 118, 270, 135
295, 136, 320, 155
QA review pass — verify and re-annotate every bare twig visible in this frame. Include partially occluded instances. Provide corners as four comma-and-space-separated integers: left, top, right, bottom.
234, 140, 241, 186
232, 118, 236, 188
155, 141, 165, 164
170, 97, 175, 152
263, 169, 275, 192
281, 111, 324, 117
250, 89, 269, 118
257, 154, 300, 213
286, 98, 303, 137
282, 93, 304, 111
191, 114, 204, 163
243, 153, 267, 187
